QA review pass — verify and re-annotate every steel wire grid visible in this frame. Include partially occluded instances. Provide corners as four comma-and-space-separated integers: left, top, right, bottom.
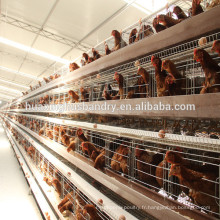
8, 113, 220, 152
72, 0, 213, 64
12, 114, 220, 218
14, 130, 112, 220
19, 0, 214, 96
10, 31, 220, 111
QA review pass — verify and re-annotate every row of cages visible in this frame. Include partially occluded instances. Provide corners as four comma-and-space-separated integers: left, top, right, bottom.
4, 119, 113, 220
8, 31, 220, 111
13, 0, 218, 96
5, 114, 220, 218
8, 113, 220, 143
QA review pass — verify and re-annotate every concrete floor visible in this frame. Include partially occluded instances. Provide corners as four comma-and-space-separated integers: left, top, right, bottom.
0, 123, 43, 220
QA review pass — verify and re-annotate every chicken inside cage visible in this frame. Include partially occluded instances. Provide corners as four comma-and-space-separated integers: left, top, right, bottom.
2, 4, 220, 218
17, 0, 218, 99
23, 113, 220, 140
12, 34, 220, 112
8, 116, 220, 218
10, 128, 113, 219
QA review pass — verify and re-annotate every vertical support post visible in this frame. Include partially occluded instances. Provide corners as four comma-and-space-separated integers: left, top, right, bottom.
129, 140, 135, 181
61, 176, 64, 199
105, 135, 110, 169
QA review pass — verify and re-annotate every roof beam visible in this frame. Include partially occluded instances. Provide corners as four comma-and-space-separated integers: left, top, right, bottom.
0, 13, 91, 51
36, 0, 137, 79
13, 0, 64, 81
60, 0, 138, 59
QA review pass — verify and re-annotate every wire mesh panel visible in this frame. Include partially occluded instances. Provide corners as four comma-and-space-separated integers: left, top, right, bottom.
12, 128, 113, 220
10, 31, 219, 112
6, 0, 216, 107
10, 113, 220, 218
71, 0, 214, 65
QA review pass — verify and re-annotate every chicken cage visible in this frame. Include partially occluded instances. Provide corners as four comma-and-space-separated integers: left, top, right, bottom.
7, 0, 215, 98
7, 113, 220, 150
1, 2, 220, 220
4, 112, 220, 219
3, 118, 142, 220
6, 30, 220, 112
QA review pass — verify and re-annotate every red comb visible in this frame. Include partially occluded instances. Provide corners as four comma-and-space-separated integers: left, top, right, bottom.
151, 56, 155, 62
114, 72, 119, 79
194, 48, 198, 55
165, 151, 169, 157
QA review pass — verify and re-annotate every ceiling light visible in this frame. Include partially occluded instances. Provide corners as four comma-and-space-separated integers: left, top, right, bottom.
0, 78, 29, 89
0, 37, 70, 65
0, 101, 2, 104
0, 65, 40, 80
0, 85, 22, 94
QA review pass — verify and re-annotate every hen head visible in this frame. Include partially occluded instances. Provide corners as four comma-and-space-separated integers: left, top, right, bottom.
111, 30, 120, 38
211, 40, 220, 52
62, 135, 70, 145
114, 72, 120, 82
54, 74, 60, 79
82, 53, 89, 59
157, 14, 165, 24
193, 0, 201, 6
135, 145, 143, 157
77, 128, 83, 136
173, 6, 180, 13
165, 151, 182, 164
169, 164, 181, 177
102, 89, 108, 97
145, 25, 153, 33
152, 17, 159, 26
132, 28, 137, 34
91, 150, 99, 161
119, 147, 129, 159
60, 126, 66, 135
161, 60, 171, 71
52, 178, 59, 184
193, 48, 204, 62
68, 90, 74, 96
151, 55, 160, 67
111, 30, 116, 36
69, 62, 76, 71
81, 142, 90, 151
105, 44, 109, 50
